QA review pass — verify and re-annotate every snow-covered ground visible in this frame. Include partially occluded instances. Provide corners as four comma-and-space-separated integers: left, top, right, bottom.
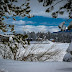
0, 41, 71, 72
0, 41, 69, 61
23, 41, 69, 61
0, 58, 72, 72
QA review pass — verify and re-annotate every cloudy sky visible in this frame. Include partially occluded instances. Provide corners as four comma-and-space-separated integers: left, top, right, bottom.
4, 0, 72, 34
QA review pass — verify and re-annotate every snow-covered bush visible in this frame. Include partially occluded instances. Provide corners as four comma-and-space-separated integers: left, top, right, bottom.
0, 44, 14, 59
0, 34, 28, 60
63, 53, 72, 62
20, 44, 61, 62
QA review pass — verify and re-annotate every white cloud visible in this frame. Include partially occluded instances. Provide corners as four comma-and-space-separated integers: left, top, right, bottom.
12, 20, 26, 24
26, 21, 36, 24
15, 25, 60, 33
12, 20, 36, 25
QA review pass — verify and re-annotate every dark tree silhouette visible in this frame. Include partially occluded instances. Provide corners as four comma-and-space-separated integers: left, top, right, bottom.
38, 0, 72, 18
0, 0, 31, 33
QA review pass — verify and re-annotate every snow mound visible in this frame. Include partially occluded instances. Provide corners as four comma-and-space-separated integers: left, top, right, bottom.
63, 53, 72, 62
63, 41, 72, 62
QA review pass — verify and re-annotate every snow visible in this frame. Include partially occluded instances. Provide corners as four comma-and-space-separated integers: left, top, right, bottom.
0, 58, 72, 72
0, 44, 14, 59
25, 41, 69, 61
9, 36, 13, 42
0, 41, 72, 72
67, 41, 72, 52
63, 41, 72, 62
0, 41, 69, 61
63, 53, 72, 62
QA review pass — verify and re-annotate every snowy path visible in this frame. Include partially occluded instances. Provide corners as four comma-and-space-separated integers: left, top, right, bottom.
0, 58, 72, 72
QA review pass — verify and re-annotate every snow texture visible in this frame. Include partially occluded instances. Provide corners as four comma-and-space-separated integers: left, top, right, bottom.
0, 58, 72, 72
67, 41, 72, 52
63, 41, 72, 62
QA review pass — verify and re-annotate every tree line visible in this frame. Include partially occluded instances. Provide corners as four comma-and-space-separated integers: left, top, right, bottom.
18, 31, 72, 43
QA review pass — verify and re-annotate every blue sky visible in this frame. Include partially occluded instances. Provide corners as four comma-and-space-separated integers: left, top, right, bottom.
3, 16, 72, 34
3, 0, 72, 34
14, 16, 67, 26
